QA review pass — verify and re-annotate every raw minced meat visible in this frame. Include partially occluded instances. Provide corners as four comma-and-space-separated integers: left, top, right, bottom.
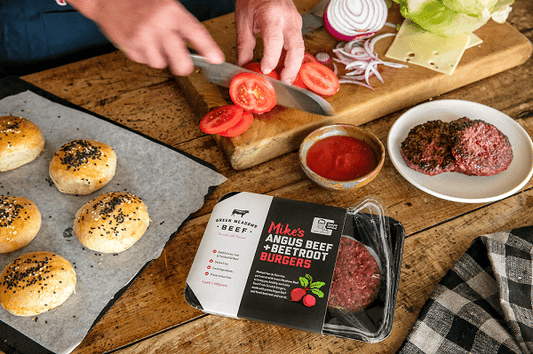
328, 237, 380, 312
400, 117, 513, 177
449, 117, 513, 176
400, 120, 456, 176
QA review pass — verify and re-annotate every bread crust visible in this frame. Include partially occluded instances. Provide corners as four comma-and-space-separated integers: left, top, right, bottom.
0, 196, 41, 254
0, 116, 45, 172
0, 252, 76, 316
74, 192, 150, 253
49, 139, 117, 195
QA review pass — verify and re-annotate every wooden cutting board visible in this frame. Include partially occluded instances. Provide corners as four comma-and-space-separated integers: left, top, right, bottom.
177, 1, 533, 170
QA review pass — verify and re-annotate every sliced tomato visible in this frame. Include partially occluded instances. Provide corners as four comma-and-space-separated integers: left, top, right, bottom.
292, 71, 307, 89
199, 105, 243, 134
303, 52, 318, 64
292, 52, 318, 90
219, 111, 254, 137
299, 62, 340, 96
275, 51, 315, 78
243, 62, 280, 80
229, 72, 277, 114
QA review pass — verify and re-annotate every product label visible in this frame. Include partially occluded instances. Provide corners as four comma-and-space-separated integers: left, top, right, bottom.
186, 192, 346, 333
186, 192, 273, 318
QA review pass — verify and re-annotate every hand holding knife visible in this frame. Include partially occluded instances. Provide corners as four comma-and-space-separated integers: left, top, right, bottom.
189, 54, 335, 116
189, 0, 335, 116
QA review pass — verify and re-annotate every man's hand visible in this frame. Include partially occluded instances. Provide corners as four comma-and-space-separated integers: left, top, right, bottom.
235, 0, 305, 84
67, 0, 224, 76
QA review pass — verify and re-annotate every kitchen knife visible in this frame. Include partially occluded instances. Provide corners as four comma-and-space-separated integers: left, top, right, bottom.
190, 54, 335, 116
301, 0, 330, 35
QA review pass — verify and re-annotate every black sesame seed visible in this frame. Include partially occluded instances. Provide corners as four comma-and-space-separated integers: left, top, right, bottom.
0, 197, 25, 227
58, 140, 104, 171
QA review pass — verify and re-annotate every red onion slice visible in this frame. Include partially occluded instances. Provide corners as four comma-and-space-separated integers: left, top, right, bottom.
339, 77, 375, 90
368, 33, 397, 55
315, 52, 331, 64
330, 28, 409, 90
327, 20, 410, 90
324, 0, 388, 41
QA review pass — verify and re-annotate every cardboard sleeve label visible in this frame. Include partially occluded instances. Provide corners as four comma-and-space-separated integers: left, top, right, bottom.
186, 192, 346, 333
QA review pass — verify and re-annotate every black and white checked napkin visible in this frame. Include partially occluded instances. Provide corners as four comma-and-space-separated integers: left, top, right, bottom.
398, 225, 533, 354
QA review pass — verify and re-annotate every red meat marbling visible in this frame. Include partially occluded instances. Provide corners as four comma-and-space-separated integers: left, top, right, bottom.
328, 237, 380, 312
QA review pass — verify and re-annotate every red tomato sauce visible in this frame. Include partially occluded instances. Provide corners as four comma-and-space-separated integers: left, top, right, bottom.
306, 136, 376, 181
328, 237, 381, 312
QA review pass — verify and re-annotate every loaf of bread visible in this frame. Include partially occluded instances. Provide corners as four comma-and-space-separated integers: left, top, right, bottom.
0, 252, 76, 316
49, 139, 117, 195
0, 196, 41, 254
0, 116, 45, 172
74, 191, 150, 253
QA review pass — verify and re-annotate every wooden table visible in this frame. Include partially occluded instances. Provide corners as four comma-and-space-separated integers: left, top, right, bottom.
13, 1, 533, 352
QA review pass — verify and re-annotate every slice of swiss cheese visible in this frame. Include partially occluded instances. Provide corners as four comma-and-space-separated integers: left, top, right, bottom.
385, 19, 474, 75
466, 32, 483, 49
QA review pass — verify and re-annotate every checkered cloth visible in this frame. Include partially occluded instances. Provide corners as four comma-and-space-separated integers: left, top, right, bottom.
398, 225, 533, 354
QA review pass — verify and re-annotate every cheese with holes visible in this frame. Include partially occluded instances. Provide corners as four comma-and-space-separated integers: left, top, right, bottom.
385, 19, 473, 75
466, 32, 483, 49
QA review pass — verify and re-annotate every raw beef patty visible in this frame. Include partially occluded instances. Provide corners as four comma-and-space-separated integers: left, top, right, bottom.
449, 117, 513, 176
400, 120, 456, 176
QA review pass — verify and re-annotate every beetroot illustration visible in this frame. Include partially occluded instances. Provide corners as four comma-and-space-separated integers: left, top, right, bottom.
290, 288, 307, 302
289, 274, 325, 307
302, 294, 316, 307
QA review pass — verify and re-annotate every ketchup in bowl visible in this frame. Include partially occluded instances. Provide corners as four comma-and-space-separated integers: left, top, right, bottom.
306, 135, 376, 181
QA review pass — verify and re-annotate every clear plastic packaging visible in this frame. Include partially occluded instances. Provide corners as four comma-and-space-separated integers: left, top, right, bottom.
185, 192, 404, 342
323, 199, 404, 342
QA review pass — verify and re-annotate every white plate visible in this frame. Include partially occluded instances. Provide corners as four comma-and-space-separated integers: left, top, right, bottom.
387, 99, 533, 203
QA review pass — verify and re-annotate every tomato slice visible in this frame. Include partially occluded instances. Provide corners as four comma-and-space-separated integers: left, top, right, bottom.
275, 51, 315, 78
292, 71, 307, 89
199, 105, 243, 134
229, 72, 277, 114
299, 62, 340, 96
303, 52, 318, 64
219, 111, 254, 137
243, 62, 280, 80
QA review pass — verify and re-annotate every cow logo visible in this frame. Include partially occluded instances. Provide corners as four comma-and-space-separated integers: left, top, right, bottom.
310, 217, 338, 236
231, 209, 249, 218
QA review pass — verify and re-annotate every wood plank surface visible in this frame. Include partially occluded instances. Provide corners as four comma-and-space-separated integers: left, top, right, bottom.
111, 186, 533, 354
13, 0, 533, 353
177, 1, 532, 170
68, 93, 533, 354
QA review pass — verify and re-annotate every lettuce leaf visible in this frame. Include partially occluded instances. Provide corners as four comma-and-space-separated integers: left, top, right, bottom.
441, 0, 497, 16
392, 0, 514, 37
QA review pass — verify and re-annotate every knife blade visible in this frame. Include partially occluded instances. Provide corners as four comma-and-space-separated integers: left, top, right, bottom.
190, 54, 335, 116
301, 0, 330, 35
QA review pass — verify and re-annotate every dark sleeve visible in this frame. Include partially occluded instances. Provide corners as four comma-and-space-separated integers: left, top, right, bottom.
0, 1, 112, 75
0, 0, 235, 76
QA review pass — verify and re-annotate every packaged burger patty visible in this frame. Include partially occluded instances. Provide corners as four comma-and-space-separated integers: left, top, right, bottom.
328, 237, 381, 312
185, 192, 404, 342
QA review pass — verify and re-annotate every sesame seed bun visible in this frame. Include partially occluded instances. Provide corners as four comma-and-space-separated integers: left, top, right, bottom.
0, 252, 76, 316
74, 192, 150, 253
49, 139, 117, 195
0, 116, 45, 172
0, 196, 41, 254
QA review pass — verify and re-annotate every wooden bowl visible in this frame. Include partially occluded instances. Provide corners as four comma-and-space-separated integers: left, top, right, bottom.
299, 124, 385, 191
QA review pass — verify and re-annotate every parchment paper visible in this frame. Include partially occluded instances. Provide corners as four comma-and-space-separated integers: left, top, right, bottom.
0, 91, 227, 354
